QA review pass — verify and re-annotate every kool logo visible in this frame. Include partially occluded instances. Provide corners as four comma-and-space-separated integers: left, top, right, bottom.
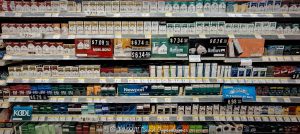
14, 110, 30, 116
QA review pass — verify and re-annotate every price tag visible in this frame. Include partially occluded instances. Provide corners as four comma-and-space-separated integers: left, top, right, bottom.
271, 97, 278, 102
136, 116, 143, 121
254, 34, 262, 39
199, 34, 206, 38
141, 79, 149, 83
277, 34, 285, 39
165, 12, 172, 17
149, 79, 156, 83
283, 14, 291, 17
156, 79, 162, 83
42, 79, 49, 83
220, 116, 226, 121
175, 79, 182, 83
101, 99, 107, 103
226, 116, 233, 121
276, 116, 284, 122
86, 98, 93, 102
183, 79, 189, 83
277, 56, 284, 61
193, 97, 199, 102
199, 116, 205, 121
71, 97, 78, 102
262, 116, 269, 122
116, 116, 123, 121
53, 34, 60, 39
100, 117, 107, 121
39, 116, 45, 121
204, 79, 210, 83
256, 97, 262, 102
254, 116, 262, 122
240, 116, 247, 121
228, 34, 235, 38
32, 116, 39, 121
245, 79, 253, 83
0, 12, 5, 16
231, 79, 238, 83
177, 116, 183, 121
134, 79, 141, 83
290, 116, 298, 122
224, 79, 231, 83
78, 78, 85, 83
128, 79, 134, 83
165, 98, 171, 102
57, 78, 64, 83
100, 78, 107, 83
50, 97, 57, 102
66, 116, 73, 121
107, 116, 114, 121
164, 116, 170, 121
281, 79, 289, 83
170, 79, 176, 83
157, 116, 164, 121
35, 79, 42, 83
247, 116, 255, 121
8, 97, 15, 102
240, 58, 252, 66
283, 116, 291, 122
93, 98, 100, 103
151, 98, 158, 103
284, 56, 292, 61
238, 79, 245, 83
143, 116, 149, 121
22, 79, 29, 83
190, 79, 196, 83
283, 97, 291, 103
114, 78, 121, 83
217, 79, 223, 83
189, 55, 201, 62
130, 117, 136, 121
122, 116, 130, 121
214, 116, 220, 121
59, 116, 66, 121
269, 116, 276, 122
250, 14, 258, 17
15, 13, 22, 17
234, 116, 241, 121
192, 116, 199, 121
57, 97, 65, 102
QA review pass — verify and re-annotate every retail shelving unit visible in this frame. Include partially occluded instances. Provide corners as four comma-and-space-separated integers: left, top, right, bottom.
1, 0, 300, 133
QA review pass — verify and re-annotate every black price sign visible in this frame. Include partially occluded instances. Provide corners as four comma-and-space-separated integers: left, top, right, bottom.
91, 39, 111, 46
131, 39, 150, 46
224, 98, 242, 105
169, 37, 189, 44
29, 90, 49, 100
209, 38, 228, 45
131, 51, 151, 59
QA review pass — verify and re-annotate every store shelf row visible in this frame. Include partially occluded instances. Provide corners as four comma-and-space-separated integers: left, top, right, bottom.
15, 114, 300, 123
1, 34, 299, 40
0, 12, 299, 18
8, 96, 299, 104
3, 55, 300, 62
6, 77, 300, 84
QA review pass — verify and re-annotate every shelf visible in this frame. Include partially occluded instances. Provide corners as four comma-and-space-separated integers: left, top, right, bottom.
6, 77, 299, 84
0, 128, 13, 134
8, 96, 299, 104
224, 56, 300, 63
0, 102, 10, 108
1, 12, 299, 18
3, 55, 187, 61
1, 34, 300, 40
17, 114, 300, 122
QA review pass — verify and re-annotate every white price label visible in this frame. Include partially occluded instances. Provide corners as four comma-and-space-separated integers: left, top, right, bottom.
116, 117, 123, 121
234, 116, 241, 121
277, 56, 284, 61
254, 116, 262, 122
101, 99, 107, 103
256, 97, 262, 102
283, 14, 291, 17
290, 116, 298, 122
228, 34, 235, 38
128, 79, 134, 83
189, 55, 201, 62
151, 98, 158, 103
86, 98, 93, 102
157, 116, 164, 121
107, 116, 114, 121
240, 58, 252, 66
32, 116, 39, 121
247, 117, 255, 121
284, 56, 292, 61
22, 79, 29, 83
93, 98, 100, 103
175, 79, 182, 83
193, 97, 199, 102
277, 34, 285, 39
177, 116, 183, 121
276, 116, 284, 122
238, 79, 245, 83
66, 116, 73, 121
165, 98, 171, 102
122, 116, 130, 121
72, 98, 78, 102
59, 116, 66, 121
57, 97, 65, 102
143, 117, 149, 121
281, 79, 289, 83
226, 116, 233, 121
199, 116, 205, 121
8, 97, 15, 102
269, 117, 276, 122
156, 79, 162, 83
0, 12, 5, 16
241, 116, 247, 121
231, 79, 238, 83
165, 12, 172, 17
100, 117, 107, 121
283, 97, 291, 103
204, 79, 210, 83
283, 116, 291, 122
114, 78, 121, 83
162, 78, 168, 83
220, 116, 226, 121
245, 79, 253, 83
183, 79, 189, 83
262, 116, 269, 122
39, 116, 45, 121
50, 97, 57, 102
130, 117, 136, 121
164, 116, 170, 121
170, 79, 176, 83
270, 97, 278, 102
192, 116, 199, 121
141, 79, 149, 83
78, 78, 85, 83
100, 78, 107, 83
250, 14, 258, 17
214, 116, 220, 121
254, 34, 262, 39
190, 79, 196, 83
136, 116, 143, 121
57, 78, 64, 83
149, 79, 156, 83
35, 79, 42, 83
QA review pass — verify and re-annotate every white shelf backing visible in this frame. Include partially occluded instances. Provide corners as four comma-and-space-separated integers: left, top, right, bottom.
6, 77, 299, 84
0, 12, 299, 18
1, 34, 299, 40
8, 96, 300, 104
22, 114, 300, 122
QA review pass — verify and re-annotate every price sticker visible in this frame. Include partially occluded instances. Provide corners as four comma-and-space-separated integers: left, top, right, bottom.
169, 79, 176, 83
50, 97, 57, 102
192, 116, 199, 121
130, 117, 136, 121
220, 116, 226, 121
283, 116, 291, 122
164, 116, 170, 121
157, 116, 164, 121
284, 56, 292, 61
101, 99, 107, 103
143, 116, 149, 121
214, 116, 220, 121
93, 98, 100, 103
254, 116, 262, 122
256, 97, 262, 102
234, 116, 241, 121
283, 14, 291, 17
57, 97, 65, 102
116, 116, 123, 121
149, 79, 156, 83
107, 116, 114, 121
281, 79, 289, 83
71, 97, 78, 102
39, 116, 45, 121
231, 79, 238, 83
271, 97, 278, 102
175, 79, 182, 83
240, 58, 252, 66
8, 97, 15, 102
100, 117, 107, 121
290, 116, 298, 122
32, 116, 39, 121
238, 79, 245, 83
151, 98, 158, 103
59, 116, 66, 121
247, 116, 255, 121
193, 97, 199, 102
122, 116, 129, 121
228, 34, 235, 38
165, 98, 171, 102
57, 78, 64, 83
240, 116, 247, 121
156, 79, 162, 83
114, 78, 122, 83
254, 34, 262, 39
269, 116, 276, 122
66, 116, 73, 121
141, 79, 149, 83
189, 55, 201, 62
35, 79, 42, 83
276, 116, 284, 122
262, 116, 269, 122
134, 79, 141, 83
128, 79, 134, 83
22, 79, 29, 83
165, 12, 172, 17
283, 97, 291, 103
199, 116, 205, 121
136, 116, 143, 121
87, 98, 93, 102
183, 79, 189, 83
78, 78, 85, 83
226, 116, 233, 121
177, 116, 183, 121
